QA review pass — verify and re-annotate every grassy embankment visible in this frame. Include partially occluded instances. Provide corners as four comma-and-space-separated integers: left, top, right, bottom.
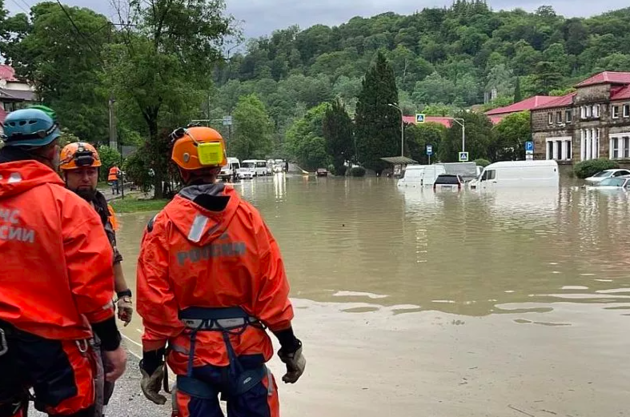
109, 197, 169, 213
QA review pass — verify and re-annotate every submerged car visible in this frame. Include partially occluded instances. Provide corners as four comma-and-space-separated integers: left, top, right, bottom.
585, 169, 630, 184
433, 174, 463, 192
316, 168, 328, 177
586, 175, 630, 190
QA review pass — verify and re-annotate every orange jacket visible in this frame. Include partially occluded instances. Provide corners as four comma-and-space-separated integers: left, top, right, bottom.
137, 184, 294, 370
0, 160, 115, 340
107, 167, 120, 182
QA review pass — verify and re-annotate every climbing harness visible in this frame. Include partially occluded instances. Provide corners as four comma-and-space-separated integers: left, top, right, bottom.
176, 307, 272, 399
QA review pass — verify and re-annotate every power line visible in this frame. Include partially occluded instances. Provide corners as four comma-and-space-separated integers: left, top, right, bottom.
18, 0, 31, 12
55, 0, 104, 65
8, 0, 29, 14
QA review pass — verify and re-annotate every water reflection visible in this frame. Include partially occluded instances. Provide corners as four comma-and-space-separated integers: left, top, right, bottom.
112, 176, 630, 416
117, 177, 630, 319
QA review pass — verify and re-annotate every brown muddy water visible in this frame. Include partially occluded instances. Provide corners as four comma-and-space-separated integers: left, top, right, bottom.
117, 174, 630, 417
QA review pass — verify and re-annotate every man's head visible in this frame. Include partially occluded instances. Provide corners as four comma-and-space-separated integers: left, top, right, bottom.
1, 108, 61, 169
170, 126, 227, 186
59, 142, 102, 201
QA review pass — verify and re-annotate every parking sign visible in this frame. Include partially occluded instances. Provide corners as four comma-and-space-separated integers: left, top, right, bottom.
525, 141, 534, 154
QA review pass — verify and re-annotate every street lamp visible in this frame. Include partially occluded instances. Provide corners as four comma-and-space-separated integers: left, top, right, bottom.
388, 103, 404, 157
452, 118, 466, 153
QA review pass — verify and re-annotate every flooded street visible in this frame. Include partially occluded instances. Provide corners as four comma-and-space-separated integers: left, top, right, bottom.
117, 175, 630, 416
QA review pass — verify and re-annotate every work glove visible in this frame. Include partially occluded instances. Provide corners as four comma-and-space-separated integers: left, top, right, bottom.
116, 296, 133, 326
278, 345, 306, 384
140, 364, 167, 405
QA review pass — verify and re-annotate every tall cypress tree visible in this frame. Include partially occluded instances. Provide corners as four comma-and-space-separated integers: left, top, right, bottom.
514, 76, 522, 102
323, 98, 354, 175
355, 52, 400, 174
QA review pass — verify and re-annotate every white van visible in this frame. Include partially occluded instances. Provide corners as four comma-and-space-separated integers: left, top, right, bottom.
220, 157, 240, 182
397, 164, 446, 188
476, 160, 559, 189
241, 160, 268, 177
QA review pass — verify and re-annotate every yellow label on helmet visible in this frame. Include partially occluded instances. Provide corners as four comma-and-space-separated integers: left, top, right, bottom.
197, 142, 224, 166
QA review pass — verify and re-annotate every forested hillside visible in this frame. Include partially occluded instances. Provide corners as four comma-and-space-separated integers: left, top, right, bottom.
208, 1, 630, 155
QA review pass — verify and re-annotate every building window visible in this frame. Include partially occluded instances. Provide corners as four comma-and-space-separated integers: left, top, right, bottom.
548, 113, 553, 125
581, 106, 586, 119
610, 135, 630, 160
593, 104, 600, 118
546, 137, 572, 161
565, 110, 572, 123
612, 105, 620, 119
624, 104, 630, 118
581, 129, 601, 161
612, 137, 619, 159
586, 106, 592, 118
556, 111, 562, 124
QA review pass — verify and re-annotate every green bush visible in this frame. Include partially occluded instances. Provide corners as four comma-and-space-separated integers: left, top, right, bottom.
123, 152, 154, 193
98, 145, 122, 182
348, 167, 366, 177
474, 158, 491, 167
574, 158, 620, 179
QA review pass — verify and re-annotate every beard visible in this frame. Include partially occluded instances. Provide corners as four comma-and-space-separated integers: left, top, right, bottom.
73, 187, 97, 202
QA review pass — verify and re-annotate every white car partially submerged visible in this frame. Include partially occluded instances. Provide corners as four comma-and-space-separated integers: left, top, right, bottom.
586, 175, 630, 190
585, 169, 630, 184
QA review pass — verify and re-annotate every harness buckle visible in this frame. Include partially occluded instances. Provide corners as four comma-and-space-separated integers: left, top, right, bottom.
0, 329, 8, 357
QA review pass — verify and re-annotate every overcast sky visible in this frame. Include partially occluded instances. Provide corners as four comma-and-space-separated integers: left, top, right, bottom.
5, 0, 627, 38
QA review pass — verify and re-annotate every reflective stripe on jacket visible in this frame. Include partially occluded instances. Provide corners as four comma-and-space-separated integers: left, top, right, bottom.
137, 183, 294, 370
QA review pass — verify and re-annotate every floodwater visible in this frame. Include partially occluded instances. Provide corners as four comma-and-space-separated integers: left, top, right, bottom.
117, 175, 630, 417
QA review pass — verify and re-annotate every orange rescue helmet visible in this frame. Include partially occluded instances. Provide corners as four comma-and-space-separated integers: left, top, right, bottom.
170, 126, 227, 171
59, 142, 102, 170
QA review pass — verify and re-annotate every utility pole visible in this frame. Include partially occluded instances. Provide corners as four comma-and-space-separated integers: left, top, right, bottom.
388, 103, 405, 157
453, 118, 466, 153
108, 96, 117, 150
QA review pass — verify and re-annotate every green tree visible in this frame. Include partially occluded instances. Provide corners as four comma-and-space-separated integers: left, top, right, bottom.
490, 111, 530, 161
323, 98, 354, 174
231, 94, 274, 160
562, 18, 588, 56
439, 111, 493, 162
486, 64, 514, 99
355, 52, 400, 174
404, 122, 446, 164
514, 76, 522, 102
104, 0, 234, 198
532, 61, 563, 95
285, 103, 330, 170
5, 3, 111, 143
412, 72, 456, 108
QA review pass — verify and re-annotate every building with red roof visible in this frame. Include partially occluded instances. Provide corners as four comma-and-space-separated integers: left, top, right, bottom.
401, 115, 453, 128
485, 96, 557, 124
531, 71, 630, 165
0, 65, 37, 133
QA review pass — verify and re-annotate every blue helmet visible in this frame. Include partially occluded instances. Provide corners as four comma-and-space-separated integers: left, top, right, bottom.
1, 108, 61, 148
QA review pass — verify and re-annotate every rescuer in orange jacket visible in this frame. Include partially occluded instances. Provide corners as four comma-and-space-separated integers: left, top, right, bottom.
107, 166, 121, 195
59, 142, 133, 417
136, 126, 306, 417
0, 109, 127, 417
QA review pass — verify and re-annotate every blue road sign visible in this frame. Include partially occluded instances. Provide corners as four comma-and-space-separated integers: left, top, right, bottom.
416, 113, 425, 123
426, 145, 433, 156
458, 152, 469, 162
525, 141, 534, 152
